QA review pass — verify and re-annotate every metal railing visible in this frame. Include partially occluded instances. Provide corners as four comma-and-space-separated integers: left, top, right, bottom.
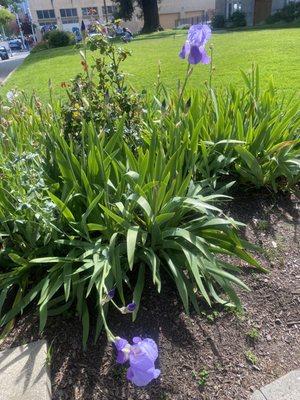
175, 13, 212, 28
61, 17, 79, 24
38, 18, 58, 26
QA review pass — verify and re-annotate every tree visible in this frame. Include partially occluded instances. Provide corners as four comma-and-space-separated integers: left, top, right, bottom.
0, 1, 20, 12
0, 7, 14, 26
0, 0, 13, 7
114, 0, 162, 33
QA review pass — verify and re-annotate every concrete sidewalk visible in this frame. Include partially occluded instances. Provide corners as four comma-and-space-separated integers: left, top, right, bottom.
251, 370, 300, 400
0, 340, 51, 400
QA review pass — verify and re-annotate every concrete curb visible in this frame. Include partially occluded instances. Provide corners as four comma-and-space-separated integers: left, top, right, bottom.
0, 68, 16, 86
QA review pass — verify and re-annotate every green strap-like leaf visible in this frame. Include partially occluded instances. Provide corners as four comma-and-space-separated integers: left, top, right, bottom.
132, 264, 145, 322
48, 192, 75, 222
127, 226, 139, 270
82, 300, 90, 349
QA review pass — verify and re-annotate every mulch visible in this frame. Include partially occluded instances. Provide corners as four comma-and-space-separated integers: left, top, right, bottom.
0, 191, 299, 400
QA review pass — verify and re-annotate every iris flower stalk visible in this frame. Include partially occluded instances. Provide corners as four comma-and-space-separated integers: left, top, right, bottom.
178, 24, 212, 106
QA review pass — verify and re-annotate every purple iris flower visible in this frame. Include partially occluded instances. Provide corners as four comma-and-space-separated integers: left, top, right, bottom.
115, 337, 131, 364
108, 288, 115, 299
114, 337, 160, 387
179, 24, 211, 65
120, 301, 136, 314
127, 302, 136, 312
100, 288, 116, 306
127, 337, 160, 386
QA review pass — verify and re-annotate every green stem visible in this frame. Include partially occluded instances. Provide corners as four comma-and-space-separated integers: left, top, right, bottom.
178, 63, 192, 109
100, 306, 115, 342
209, 46, 214, 89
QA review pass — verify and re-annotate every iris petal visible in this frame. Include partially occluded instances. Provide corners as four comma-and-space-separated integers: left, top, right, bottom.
179, 42, 190, 59
199, 48, 211, 64
188, 46, 202, 64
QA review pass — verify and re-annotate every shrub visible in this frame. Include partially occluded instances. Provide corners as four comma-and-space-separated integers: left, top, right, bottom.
61, 34, 144, 143
229, 11, 247, 27
42, 31, 52, 41
280, 2, 300, 22
266, 2, 300, 24
211, 15, 225, 29
265, 13, 282, 25
30, 41, 49, 53
48, 30, 75, 48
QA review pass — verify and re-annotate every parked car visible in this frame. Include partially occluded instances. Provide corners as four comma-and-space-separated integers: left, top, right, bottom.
0, 46, 9, 60
8, 39, 22, 51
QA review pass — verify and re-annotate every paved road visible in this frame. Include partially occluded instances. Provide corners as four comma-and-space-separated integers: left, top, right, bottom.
0, 51, 29, 84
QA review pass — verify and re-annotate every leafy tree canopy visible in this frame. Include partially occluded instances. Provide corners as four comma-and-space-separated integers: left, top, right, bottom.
0, 7, 14, 25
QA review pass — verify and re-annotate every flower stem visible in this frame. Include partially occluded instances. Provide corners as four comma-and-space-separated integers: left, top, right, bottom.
100, 306, 115, 342
209, 46, 214, 89
178, 63, 193, 114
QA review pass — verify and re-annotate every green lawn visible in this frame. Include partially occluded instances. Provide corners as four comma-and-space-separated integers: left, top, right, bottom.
1, 27, 300, 101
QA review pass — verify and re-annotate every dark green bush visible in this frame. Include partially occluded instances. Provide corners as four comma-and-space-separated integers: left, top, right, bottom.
48, 30, 75, 48
265, 12, 282, 24
230, 11, 247, 27
42, 31, 52, 41
211, 14, 225, 29
30, 41, 49, 53
281, 2, 300, 21
266, 1, 300, 24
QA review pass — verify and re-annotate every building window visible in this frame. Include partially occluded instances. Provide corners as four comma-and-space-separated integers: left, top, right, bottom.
82, 7, 99, 17
102, 5, 118, 16
36, 9, 55, 19
60, 8, 79, 24
60, 8, 78, 18
226, 1, 242, 18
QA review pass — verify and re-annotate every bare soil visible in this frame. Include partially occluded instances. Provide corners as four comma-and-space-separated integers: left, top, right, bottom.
1, 192, 299, 400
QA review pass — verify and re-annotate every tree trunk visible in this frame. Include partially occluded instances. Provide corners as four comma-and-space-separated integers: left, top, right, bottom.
140, 0, 161, 33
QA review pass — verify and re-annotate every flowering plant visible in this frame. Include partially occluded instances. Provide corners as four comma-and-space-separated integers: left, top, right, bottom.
179, 24, 211, 65
4, 25, 298, 391
115, 337, 160, 386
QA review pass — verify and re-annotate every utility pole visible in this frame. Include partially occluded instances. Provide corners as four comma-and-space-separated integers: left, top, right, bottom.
15, 11, 26, 49
103, 0, 108, 23
8, 4, 25, 49
25, 0, 37, 43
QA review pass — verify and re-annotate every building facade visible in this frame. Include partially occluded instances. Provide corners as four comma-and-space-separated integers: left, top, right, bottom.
158, 0, 215, 28
28, 0, 125, 34
215, 0, 294, 25
28, 0, 216, 37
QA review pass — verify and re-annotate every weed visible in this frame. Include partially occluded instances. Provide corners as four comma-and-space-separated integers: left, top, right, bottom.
45, 341, 54, 368
256, 219, 269, 231
231, 307, 246, 322
246, 328, 260, 341
245, 350, 258, 365
192, 368, 209, 387
202, 310, 220, 322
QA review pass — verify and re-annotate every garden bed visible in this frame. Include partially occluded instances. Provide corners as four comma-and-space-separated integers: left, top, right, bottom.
1, 192, 299, 400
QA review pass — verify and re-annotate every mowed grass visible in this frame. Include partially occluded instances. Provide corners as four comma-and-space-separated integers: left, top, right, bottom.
1, 27, 300, 101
